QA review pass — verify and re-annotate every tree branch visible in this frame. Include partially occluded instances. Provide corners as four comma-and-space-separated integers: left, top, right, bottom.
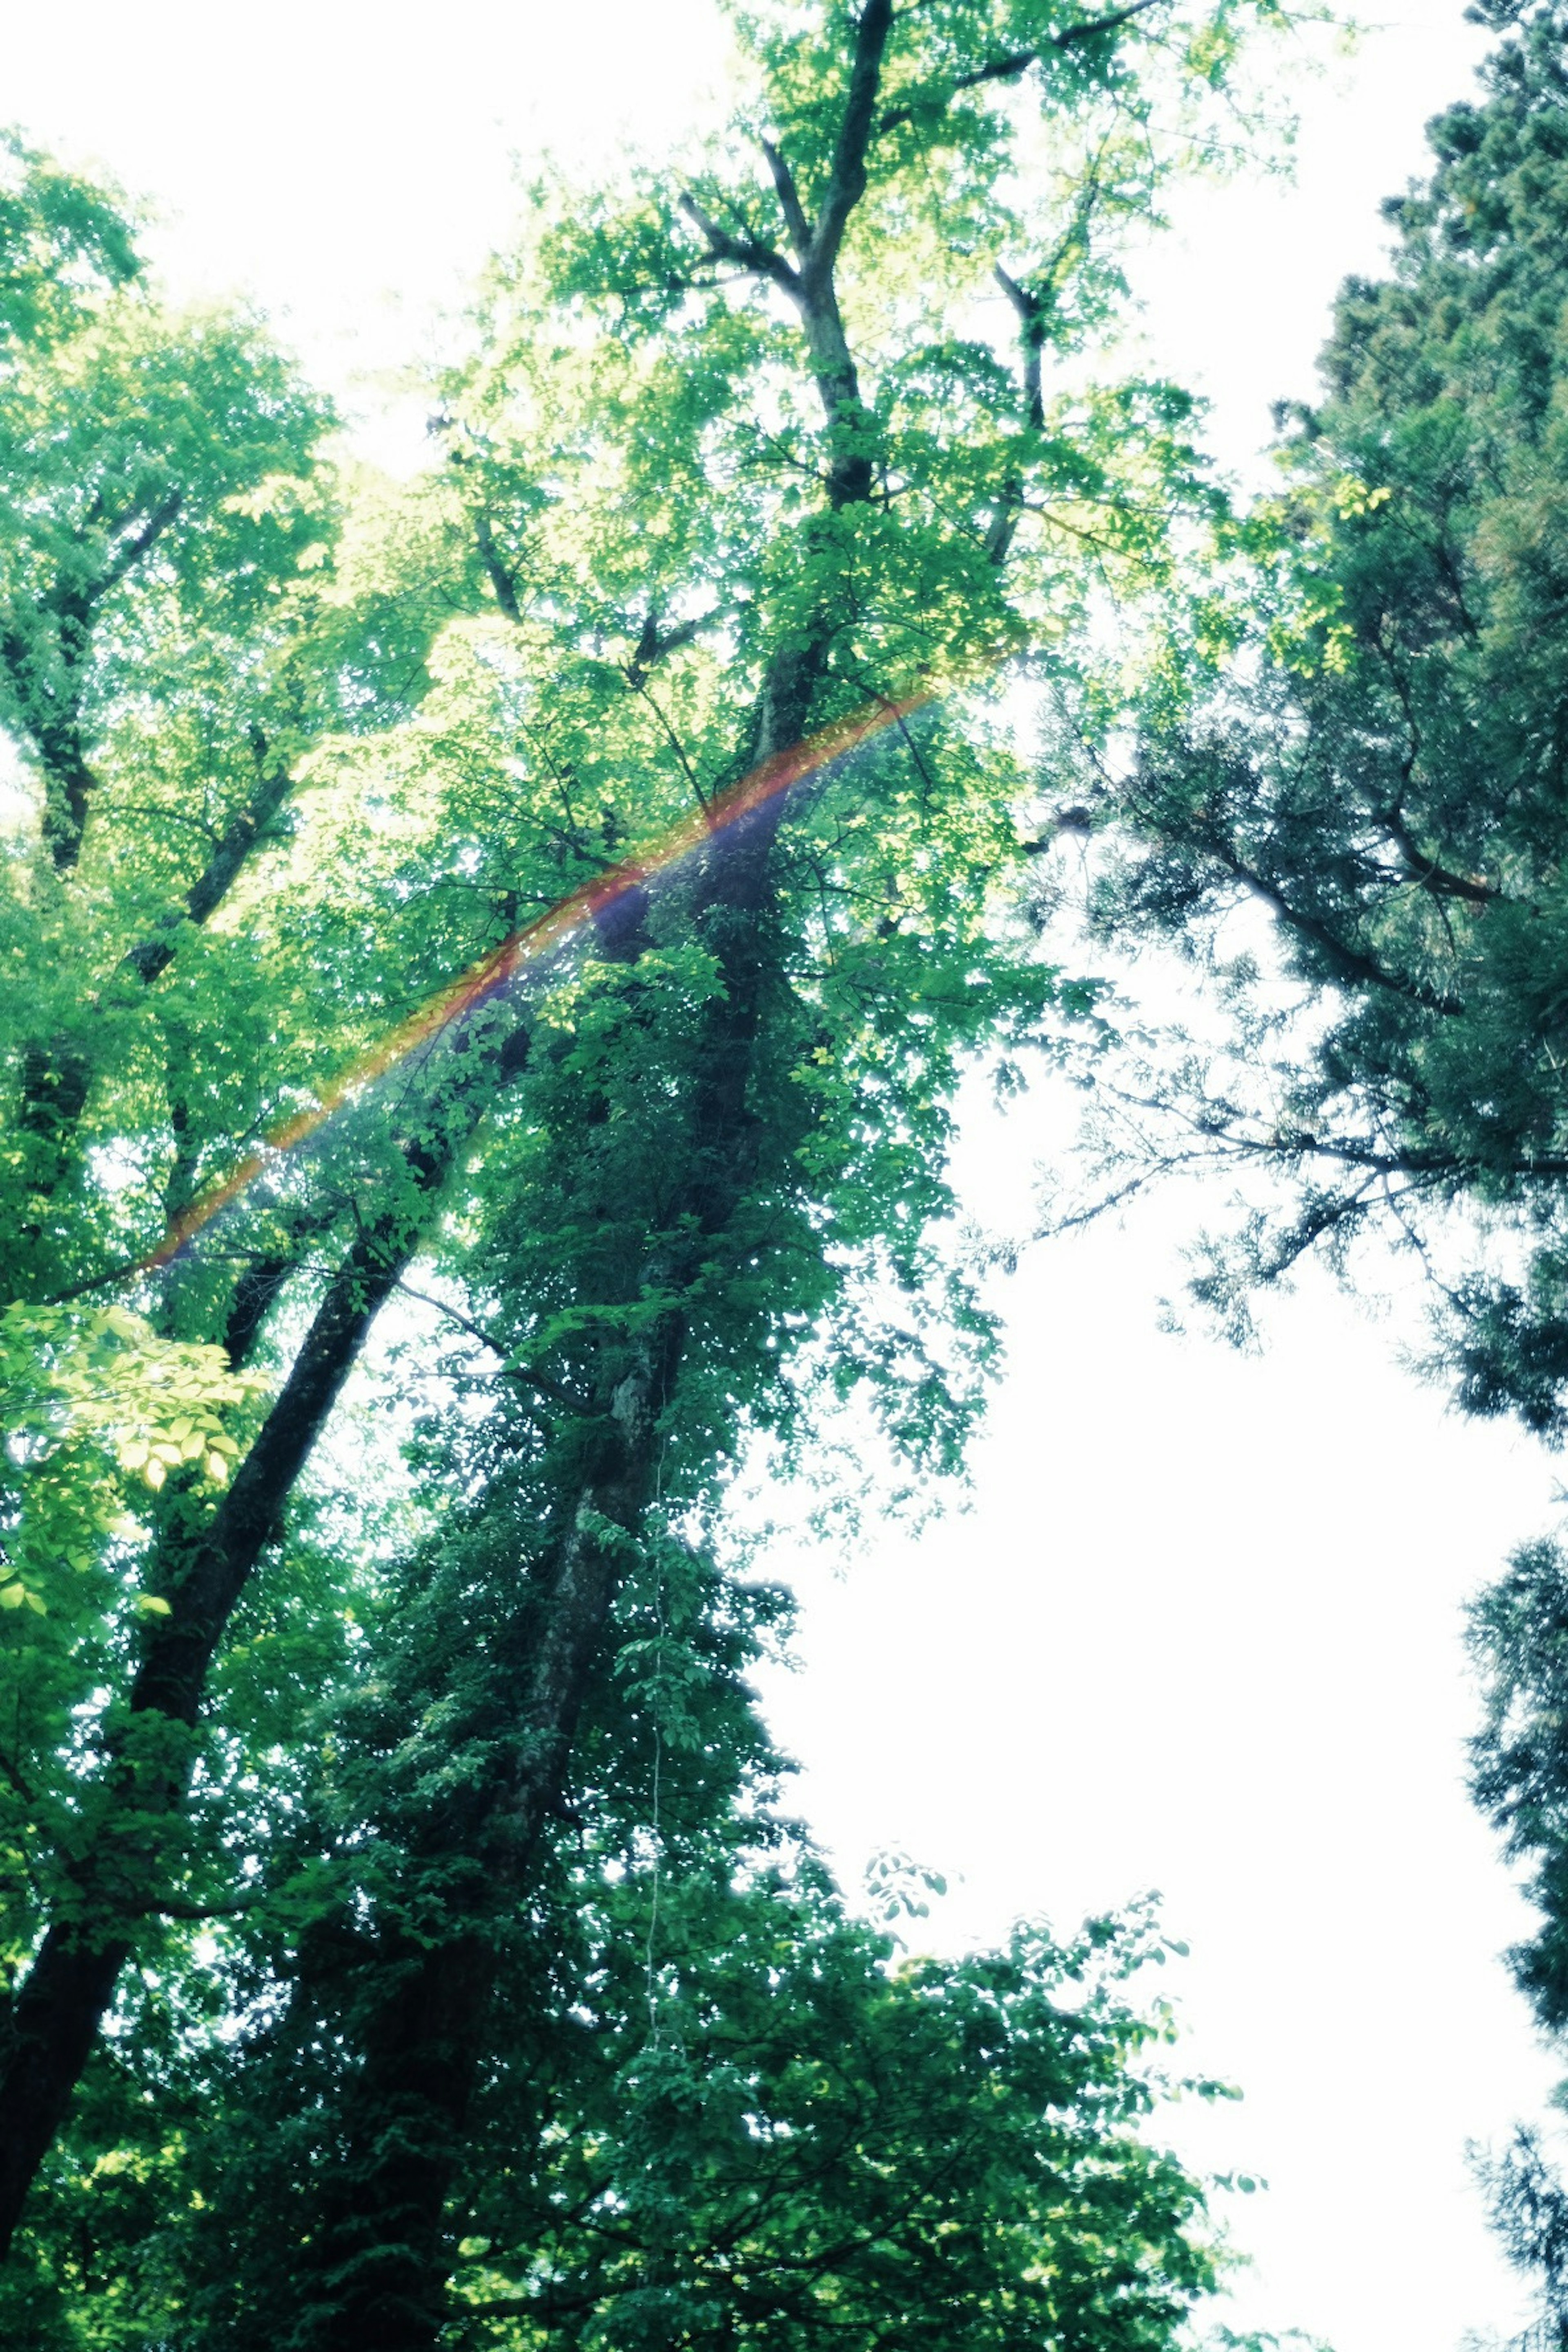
879, 46, 1038, 135
624, 668, 711, 813
1055, 0, 1164, 47
879, 1, 1164, 134
86, 488, 183, 607
476, 513, 523, 624
677, 194, 799, 294
1376, 802, 1496, 905
391, 1279, 578, 1411
993, 263, 1047, 430
624, 610, 710, 686
760, 136, 813, 261
1189, 829, 1466, 1016
127, 1890, 267, 1921
808, 0, 895, 289
125, 733, 298, 983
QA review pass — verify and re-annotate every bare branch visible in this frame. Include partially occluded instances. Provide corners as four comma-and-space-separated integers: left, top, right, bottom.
624, 670, 711, 813
392, 1279, 578, 1411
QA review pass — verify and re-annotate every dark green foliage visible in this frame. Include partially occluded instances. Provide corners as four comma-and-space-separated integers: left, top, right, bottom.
1469, 1537, 1568, 2342
1475, 2126, 1568, 2352
431, 1893, 1220, 2352
1472, 1540, 1568, 2035
29, 1492, 1224, 2352
1074, 0, 1568, 1430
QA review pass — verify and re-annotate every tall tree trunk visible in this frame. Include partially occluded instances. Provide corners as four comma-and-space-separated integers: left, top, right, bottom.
292, 646, 814, 2347
304, 1325, 685, 2352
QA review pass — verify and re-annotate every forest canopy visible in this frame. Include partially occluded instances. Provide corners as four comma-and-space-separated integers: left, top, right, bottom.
8, 0, 1568, 2345
0, 4, 1302, 2345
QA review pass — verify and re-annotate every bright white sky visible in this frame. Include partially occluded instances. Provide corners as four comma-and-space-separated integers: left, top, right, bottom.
7, 3, 1559, 2346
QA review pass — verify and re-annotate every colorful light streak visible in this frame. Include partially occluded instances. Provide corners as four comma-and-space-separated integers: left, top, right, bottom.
142, 675, 947, 1275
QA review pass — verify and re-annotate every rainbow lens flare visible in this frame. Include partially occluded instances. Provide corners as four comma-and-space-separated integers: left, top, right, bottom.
143, 675, 946, 1274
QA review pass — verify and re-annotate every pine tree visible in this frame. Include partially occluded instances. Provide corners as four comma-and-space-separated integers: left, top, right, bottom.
1071, 0, 1568, 1417
1067, 4, 1568, 2333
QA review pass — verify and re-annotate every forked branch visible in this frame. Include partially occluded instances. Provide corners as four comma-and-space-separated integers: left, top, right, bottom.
677, 193, 799, 293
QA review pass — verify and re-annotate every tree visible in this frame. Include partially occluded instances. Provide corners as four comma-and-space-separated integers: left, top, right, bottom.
1465, 1539, 1568, 2349
1048, 1, 1568, 2334
1, 0, 1294, 2334
27, 1528, 1227, 2349
1060, 0, 1568, 1415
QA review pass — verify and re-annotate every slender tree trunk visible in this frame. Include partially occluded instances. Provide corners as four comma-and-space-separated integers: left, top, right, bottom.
0, 1121, 464, 2254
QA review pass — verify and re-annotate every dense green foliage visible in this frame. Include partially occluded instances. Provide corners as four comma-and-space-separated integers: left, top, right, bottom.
1466, 1540, 1568, 2343
1071, 0, 1568, 1418
0, 4, 1300, 2342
